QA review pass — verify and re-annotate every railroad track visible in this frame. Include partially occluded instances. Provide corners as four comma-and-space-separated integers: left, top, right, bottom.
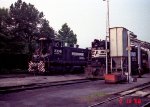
0, 74, 33, 79
141, 101, 150, 107
88, 82, 150, 107
0, 78, 97, 94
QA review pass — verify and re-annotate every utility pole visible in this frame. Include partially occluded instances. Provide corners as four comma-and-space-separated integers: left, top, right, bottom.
103, 0, 110, 74
127, 31, 131, 83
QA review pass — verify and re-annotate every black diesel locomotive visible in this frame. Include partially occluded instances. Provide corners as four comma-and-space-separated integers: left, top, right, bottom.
28, 37, 89, 74
85, 39, 149, 79
85, 39, 109, 79
131, 47, 149, 75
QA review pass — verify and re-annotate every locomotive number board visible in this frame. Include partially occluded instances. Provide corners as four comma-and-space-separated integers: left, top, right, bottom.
92, 49, 106, 58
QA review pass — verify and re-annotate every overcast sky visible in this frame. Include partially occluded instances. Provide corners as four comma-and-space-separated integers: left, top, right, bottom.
0, 0, 150, 48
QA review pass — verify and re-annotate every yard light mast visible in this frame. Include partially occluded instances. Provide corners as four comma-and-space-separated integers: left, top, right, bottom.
103, 0, 110, 74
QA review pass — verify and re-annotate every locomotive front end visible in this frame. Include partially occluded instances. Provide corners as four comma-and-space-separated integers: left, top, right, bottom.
85, 39, 108, 79
28, 56, 45, 73
28, 37, 49, 74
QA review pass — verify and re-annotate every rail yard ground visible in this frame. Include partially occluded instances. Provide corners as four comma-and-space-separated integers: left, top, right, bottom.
0, 74, 85, 88
0, 73, 150, 107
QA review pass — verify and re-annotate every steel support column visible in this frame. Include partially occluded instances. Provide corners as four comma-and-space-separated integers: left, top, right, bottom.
127, 31, 131, 83
148, 51, 150, 70
138, 44, 141, 69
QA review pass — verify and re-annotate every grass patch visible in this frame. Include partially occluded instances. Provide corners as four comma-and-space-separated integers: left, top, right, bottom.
77, 91, 110, 103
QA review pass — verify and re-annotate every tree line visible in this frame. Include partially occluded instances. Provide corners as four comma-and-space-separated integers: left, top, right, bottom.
0, 0, 77, 55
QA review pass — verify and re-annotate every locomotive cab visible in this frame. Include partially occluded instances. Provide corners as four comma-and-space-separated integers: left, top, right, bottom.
28, 37, 48, 73
28, 37, 62, 73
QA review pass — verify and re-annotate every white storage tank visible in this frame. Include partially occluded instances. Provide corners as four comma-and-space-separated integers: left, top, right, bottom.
110, 27, 128, 57
109, 27, 130, 73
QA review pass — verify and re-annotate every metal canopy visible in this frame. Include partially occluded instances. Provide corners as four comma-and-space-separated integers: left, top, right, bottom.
130, 38, 150, 50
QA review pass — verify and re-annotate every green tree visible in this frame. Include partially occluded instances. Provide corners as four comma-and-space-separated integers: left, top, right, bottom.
0, 0, 55, 54
0, 33, 26, 54
0, 8, 25, 54
9, 0, 44, 54
0, 8, 10, 35
58, 23, 77, 46
39, 19, 55, 39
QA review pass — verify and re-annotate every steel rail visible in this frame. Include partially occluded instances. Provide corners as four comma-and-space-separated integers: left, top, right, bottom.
0, 79, 101, 94
88, 83, 150, 107
141, 101, 150, 107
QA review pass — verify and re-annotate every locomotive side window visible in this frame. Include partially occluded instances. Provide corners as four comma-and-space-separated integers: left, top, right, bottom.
96, 51, 98, 54
42, 48, 47, 55
54, 41, 61, 47
41, 41, 49, 55
101, 51, 104, 53
54, 49, 62, 55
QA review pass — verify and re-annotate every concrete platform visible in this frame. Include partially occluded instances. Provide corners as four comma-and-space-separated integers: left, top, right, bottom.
0, 74, 85, 88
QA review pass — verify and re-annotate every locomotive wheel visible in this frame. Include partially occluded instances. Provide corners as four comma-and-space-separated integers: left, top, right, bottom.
92, 69, 99, 76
